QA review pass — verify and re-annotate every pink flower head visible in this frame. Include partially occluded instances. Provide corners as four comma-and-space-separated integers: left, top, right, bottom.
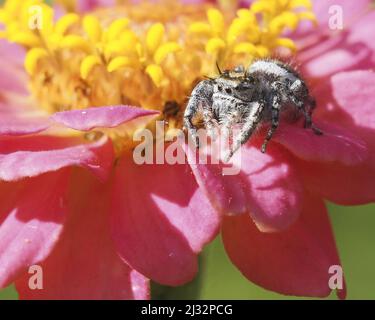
0, 0, 374, 300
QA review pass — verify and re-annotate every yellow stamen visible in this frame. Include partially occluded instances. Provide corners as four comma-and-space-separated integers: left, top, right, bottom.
25, 47, 48, 74
233, 42, 258, 55
207, 8, 225, 35
188, 22, 212, 36
205, 37, 226, 55
153, 42, 181, 65
60, 35, 91, 52
55, 13, 80, 35
80, 55, 102, 79
106, 18, 130, 41
107, 56, 132, 72
290, 0, 312, 9
83, 15, 102, 42
145, 64, 164, 87
146, 23, 165, 55
269, 12, 299, 34
275, 38, 297, 52
297, 11, 317, 24
0, 0, 317, 150
10, 31, 41, 47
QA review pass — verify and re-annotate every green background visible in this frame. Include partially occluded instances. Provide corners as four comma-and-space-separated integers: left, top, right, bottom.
0, 0, 374, 300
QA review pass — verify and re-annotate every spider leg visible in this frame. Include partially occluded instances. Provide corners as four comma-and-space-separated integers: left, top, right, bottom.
221, 109, 241, 146
225, 101, 264, 161
304, 97, 322, 135
302, 110, 322, 135
261, 95, 281, 153
183, 80, 214, 147
183, 109, 200, 148
294, 96, 322, 135
290, 81, 322, 136
202, 107, 219, 140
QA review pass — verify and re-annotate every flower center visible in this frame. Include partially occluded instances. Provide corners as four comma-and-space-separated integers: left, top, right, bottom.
0, 0, 316, 132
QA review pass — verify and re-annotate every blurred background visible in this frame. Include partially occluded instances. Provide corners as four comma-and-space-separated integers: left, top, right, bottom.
0, 0, 374, 300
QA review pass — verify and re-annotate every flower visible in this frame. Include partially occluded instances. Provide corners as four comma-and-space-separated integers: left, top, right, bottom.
0, 0, 374, 300
0, 0, 222, 299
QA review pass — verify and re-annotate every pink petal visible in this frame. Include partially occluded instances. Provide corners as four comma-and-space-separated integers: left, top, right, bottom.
297, 158, 375, 205
0, 135, 80, 152
0, 136, 114, 182
0, 96, 39, 115
314, 0, 370, 28
330, 70, 375, 170
0, 40, 28, 96
76, 0, 115, 12
331, 70, 375, 130
110, 153, 220, 286
0, 170, 69, 288
347, 11, 375, 63
0, 39, 25, 67
51, 105, 159, 131
183, 142, 248, 215
185, 141, 303, 232
301, 44, 372, 79
296, 70, 375, 205
222, 191, 346, 299
15, 169, 149, 299
297, 34, 343, 63
300, 0, 371, 34
0, 115, 50, 136
0, 63, 28, 95
296, 15, 375, 78
239, 144, 303, 232
274, 122, 369, 166
311, 70, 375, 146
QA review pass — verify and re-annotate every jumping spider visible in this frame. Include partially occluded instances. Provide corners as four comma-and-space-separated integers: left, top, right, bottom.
183, 59, 322, 160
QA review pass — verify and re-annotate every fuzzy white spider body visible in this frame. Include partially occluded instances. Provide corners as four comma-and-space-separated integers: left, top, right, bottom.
184, 59, 322, 159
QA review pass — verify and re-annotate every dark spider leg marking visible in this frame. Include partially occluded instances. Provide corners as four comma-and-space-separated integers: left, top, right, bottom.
289, 79, 323, 136
183, 80, 213, 147
305, 97, 323, 135
226, 101, 264, 161
184, 109, 200, 147
222, 109, 241, 146
202, 107, 218, 139
261, 96, 280, 153
302, 106, 318, 132
290, 95, 322, 135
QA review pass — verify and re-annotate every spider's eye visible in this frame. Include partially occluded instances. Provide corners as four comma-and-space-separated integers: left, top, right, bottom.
217, 85, 223, 91
225, 88, 232, 94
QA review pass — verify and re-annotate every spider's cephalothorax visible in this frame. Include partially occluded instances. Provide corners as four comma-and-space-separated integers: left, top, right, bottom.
183, 59, 322, 159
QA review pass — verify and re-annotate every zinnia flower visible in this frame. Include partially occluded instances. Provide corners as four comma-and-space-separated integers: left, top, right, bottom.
0, 0, 374, 300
